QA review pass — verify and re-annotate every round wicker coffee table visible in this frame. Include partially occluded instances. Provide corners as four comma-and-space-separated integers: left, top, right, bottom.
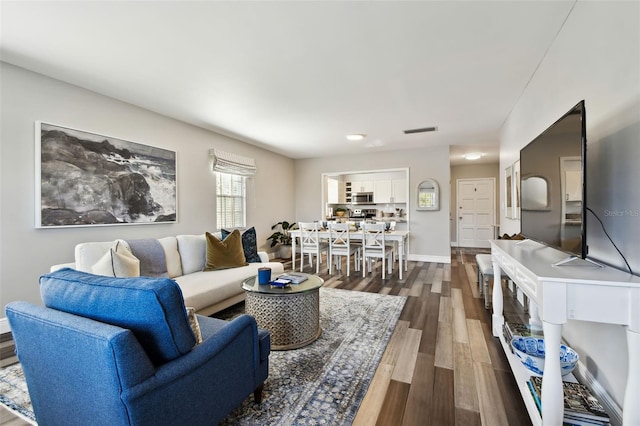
242, 273, 323, 350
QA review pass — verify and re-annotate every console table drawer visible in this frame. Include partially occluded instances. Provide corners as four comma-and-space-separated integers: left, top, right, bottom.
515, 268, 537, 299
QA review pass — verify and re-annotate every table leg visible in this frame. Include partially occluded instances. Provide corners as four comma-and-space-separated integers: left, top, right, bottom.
491, 259, 504, 337
541, 321, 564, 425
292, 238, 296, 271
624, 327, 640, 425
398, 238, 404, 280
529, 299, 542, 330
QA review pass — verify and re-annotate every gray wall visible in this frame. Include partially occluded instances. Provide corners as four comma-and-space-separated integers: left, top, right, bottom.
0, 63, 296, 325
500, 1, 639, 408
294, 146, 451, 261
450, 162, 500, 244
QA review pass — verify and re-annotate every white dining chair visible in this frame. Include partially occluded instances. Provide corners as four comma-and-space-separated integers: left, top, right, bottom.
328, 222, 360, 276
298, 222, 329, 274
361, 222, 394, 279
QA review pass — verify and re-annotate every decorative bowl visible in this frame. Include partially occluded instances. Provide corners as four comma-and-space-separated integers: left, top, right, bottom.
511, 336, 579, 376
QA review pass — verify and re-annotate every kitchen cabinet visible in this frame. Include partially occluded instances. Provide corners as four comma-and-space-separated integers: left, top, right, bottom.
326, 178, 344, 203
374, 179, 407, 203
352, 180, 374, 193
392, 179, 407, 202
374, 180, 392, 203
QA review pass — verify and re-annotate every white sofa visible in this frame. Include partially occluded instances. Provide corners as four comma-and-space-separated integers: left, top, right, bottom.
51, 233, 284, 316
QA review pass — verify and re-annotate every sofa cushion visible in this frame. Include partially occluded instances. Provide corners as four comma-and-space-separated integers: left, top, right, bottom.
175, 262, 285, 312
39, 268, 196, 365
204, 230, 248, 271
176, 234, 206, 275
222, 227, 261, 263
91, 240, 140, 277
126, 239, 169, 278
158, 236, 183, 278
76, 240, 123, 272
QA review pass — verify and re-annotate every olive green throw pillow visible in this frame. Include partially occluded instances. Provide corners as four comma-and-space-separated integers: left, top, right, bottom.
204, 230, 248, 271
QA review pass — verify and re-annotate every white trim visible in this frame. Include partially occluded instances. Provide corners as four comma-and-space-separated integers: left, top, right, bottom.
0, 317, 10, 334
450, 240, 459, 247
408, 254, 451, 264
573, 361, 623, 426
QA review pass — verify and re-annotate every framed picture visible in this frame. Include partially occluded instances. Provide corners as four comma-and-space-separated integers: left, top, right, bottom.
505, 164, 514, 218
513, 160, 521, 219
35, 122, 177, 228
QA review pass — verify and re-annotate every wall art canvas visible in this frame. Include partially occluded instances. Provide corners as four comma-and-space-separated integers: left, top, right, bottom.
36, 122, 177, 227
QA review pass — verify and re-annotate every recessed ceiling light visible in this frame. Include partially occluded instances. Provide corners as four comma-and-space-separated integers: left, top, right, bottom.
464, 152, 484, 160
346, 134, 366, 141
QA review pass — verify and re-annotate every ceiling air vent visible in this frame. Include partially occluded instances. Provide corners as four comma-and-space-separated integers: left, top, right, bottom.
403, 126, 438, 134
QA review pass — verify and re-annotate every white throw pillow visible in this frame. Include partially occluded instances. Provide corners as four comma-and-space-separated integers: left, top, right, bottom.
158, 236, 183, 278
91, 240, 140, 277
176, 234, 206, 275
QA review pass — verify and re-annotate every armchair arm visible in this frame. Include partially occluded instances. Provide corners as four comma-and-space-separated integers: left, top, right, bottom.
122, 315, 265, 426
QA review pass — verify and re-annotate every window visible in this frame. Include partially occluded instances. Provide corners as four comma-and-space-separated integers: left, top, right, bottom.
215, 172, 246, 229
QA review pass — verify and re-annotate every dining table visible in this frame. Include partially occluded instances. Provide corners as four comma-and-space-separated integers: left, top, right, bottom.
288, 228, 410, 279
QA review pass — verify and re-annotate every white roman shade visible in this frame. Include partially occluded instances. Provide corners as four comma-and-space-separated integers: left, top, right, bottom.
210, 148, 257, 176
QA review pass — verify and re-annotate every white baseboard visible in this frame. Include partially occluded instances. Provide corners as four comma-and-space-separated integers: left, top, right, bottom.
0, 317, 10, 334
408, 254, 451, 264
450, 241, 458, 247
573, 358, 623, 426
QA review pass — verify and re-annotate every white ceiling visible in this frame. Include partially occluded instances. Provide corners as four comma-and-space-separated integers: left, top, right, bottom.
0, 1, 575, 161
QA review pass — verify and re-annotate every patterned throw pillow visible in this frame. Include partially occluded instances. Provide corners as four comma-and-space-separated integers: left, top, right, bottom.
221, 226, 261, 263
185, 307, 203, 345
204, 230, 248, 271
91, 240, 140, 277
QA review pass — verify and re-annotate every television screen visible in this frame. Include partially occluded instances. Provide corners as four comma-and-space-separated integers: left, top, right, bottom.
520, 101, 586, 258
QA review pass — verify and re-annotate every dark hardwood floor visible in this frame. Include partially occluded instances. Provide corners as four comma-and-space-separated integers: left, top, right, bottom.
289, 247, 532, 426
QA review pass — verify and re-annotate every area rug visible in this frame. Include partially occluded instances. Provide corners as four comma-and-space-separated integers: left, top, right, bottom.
0, 288, 406, 425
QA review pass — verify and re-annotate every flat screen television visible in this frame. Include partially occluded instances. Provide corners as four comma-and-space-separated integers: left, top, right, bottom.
520, 100, 587, 260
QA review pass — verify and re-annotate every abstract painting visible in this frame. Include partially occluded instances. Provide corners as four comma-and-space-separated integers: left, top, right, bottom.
36, 122, 177, 227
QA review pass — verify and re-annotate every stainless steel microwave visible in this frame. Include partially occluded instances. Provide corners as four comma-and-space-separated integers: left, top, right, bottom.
352, 192, 374, 204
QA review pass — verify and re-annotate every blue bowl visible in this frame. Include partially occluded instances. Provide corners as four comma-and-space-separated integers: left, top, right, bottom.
511, 336, 579, 376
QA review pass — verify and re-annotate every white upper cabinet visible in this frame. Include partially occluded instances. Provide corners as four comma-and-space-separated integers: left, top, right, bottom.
352, 180, 374, 193
374, 179, 406, 203
374, 180, 392, 203
392, 179, 407, 203
327, 177, 345, 203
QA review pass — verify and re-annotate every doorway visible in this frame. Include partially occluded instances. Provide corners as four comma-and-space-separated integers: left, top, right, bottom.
456, 178, 495, 248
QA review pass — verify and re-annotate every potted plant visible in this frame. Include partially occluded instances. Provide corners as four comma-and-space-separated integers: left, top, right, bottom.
335, 207, 347, 217
267, 220, 297, 258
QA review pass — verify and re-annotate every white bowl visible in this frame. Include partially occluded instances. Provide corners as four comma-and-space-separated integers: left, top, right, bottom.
511, 336, 579, 376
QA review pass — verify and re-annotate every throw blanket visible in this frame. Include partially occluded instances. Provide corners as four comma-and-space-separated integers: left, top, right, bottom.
126, 239, 169, 278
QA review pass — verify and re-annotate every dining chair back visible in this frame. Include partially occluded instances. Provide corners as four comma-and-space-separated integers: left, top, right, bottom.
298, 222, 329, 274
361, 222, 394, 279
328, 222, 360, 276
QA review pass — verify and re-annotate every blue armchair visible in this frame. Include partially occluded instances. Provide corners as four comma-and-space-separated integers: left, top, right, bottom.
5, 268, 269, 426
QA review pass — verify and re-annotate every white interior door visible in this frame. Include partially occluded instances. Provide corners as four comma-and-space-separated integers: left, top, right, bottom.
457, 178, 495, 248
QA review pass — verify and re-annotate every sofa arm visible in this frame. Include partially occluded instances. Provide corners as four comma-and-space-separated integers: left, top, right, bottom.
258, 251, 269, 262
51, 262, 76, 272
122, 315, 265, 424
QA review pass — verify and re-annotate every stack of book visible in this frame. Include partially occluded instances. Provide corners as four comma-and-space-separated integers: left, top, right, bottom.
274, 273, 308, 284
503, 321, 544, 352
527, 376, 610, 425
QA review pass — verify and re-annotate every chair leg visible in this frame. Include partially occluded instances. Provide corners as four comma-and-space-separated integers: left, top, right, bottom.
254, 383, 264, 403
484, 277, 491, 309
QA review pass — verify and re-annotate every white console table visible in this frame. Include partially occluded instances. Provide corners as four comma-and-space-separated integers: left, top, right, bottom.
490, 239, 640, 426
